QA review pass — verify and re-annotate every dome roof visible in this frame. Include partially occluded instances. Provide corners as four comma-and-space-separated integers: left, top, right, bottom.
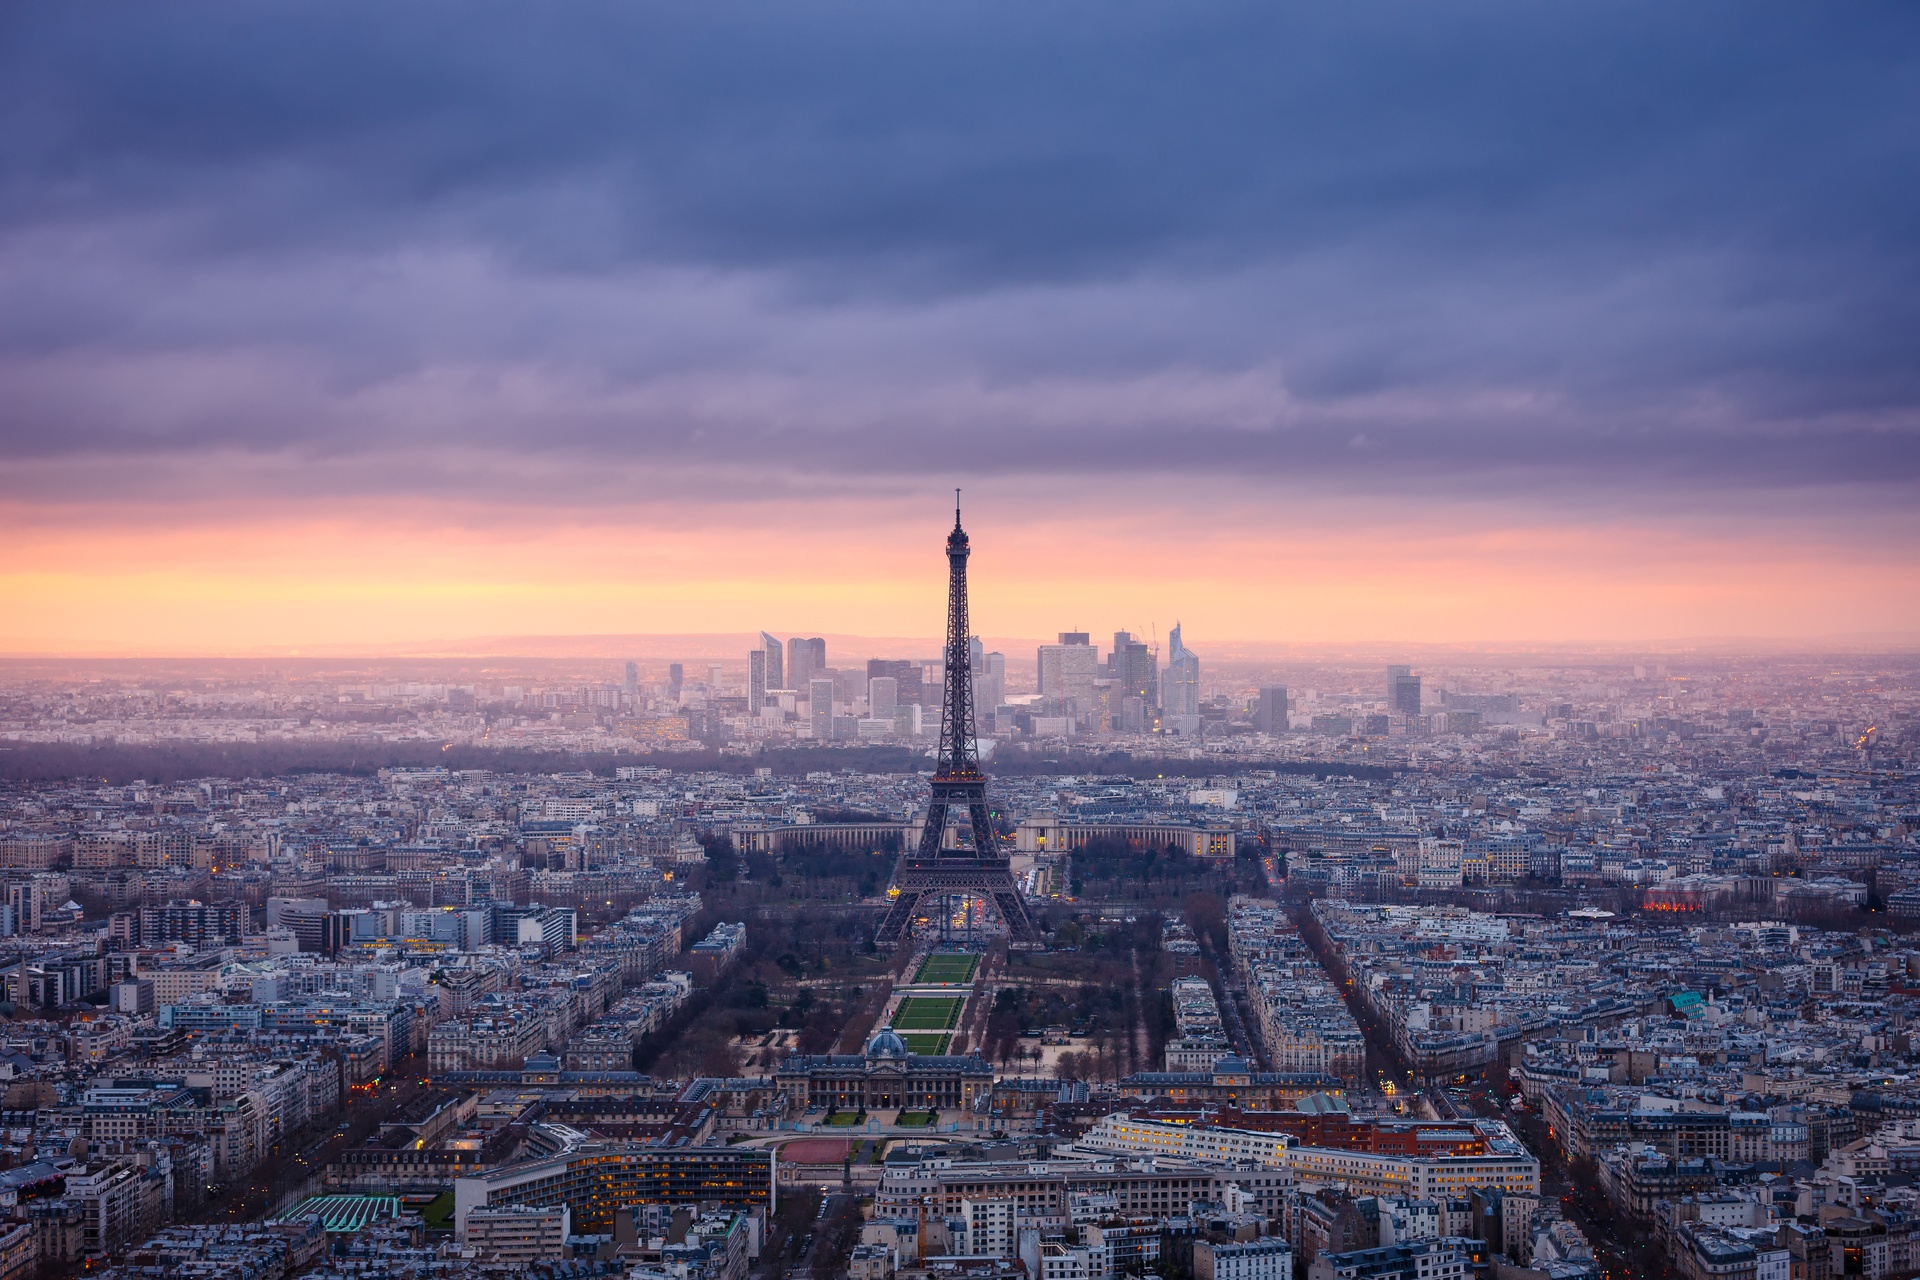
866, 1028, 910, 1058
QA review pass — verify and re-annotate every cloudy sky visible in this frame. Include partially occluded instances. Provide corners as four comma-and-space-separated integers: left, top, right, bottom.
3, 0, 1917, 652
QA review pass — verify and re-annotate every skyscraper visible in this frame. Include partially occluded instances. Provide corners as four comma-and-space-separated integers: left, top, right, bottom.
1256, 686, 1289, 734
759, 632, 783, 690
667, 663, 683, 702
748, 649, 768, 714
1388, 666, 1422, 716
869, 676, 899, 719
1163, 622, 1200, 717
623, 661, 639, 695
809, 677, 835, 740
788, 637, 812, 692
789, 637, 826, 693
867, 658, 925, 708
1038, 633, 1098, 720
1110, 632, 1157, 709
977, 650, 1005, 722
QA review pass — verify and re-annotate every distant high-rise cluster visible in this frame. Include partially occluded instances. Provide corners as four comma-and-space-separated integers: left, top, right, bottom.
723, 621, 1216, 744
615, 641, 1523, 750
661, 627, 1527, 750
739, 635, 938, 743
1024, 625, 1219, 738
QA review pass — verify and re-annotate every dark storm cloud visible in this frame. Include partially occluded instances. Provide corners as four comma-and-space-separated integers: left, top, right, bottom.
1, 0, 1917, 496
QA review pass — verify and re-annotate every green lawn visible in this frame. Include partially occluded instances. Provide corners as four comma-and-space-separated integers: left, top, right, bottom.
899, 1032, 952, 1055
419, 1192, 455, 1230
892, 996, 963, 1030
825, 1110, 865, 1127
913, 953, 981, 985
894, 1109, 938, 1127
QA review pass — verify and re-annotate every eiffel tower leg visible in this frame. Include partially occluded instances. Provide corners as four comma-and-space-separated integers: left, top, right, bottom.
967, 801, 1038, 943
993, 889, 1038, 943
878, 797, 948, 949
876, 888, 926, 947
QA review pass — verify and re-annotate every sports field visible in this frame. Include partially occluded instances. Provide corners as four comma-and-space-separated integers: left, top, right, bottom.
899, 1032, 952, 1055
891, 995, 963, 1030
781, 1138, 857, 1163
913, 953, 980, 985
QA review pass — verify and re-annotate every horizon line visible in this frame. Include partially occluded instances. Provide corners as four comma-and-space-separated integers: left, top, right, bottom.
2, 628, 1918, 664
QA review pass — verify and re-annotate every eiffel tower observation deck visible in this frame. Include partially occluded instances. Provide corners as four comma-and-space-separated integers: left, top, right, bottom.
874, 498, 1040, 948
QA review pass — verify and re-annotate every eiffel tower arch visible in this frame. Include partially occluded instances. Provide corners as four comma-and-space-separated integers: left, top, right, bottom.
874, 498, 1041, 948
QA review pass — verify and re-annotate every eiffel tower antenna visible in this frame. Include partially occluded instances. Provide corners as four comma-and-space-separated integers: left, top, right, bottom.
874, 500, 1040, 948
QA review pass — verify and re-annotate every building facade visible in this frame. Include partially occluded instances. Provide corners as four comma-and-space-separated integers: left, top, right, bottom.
776, 1030, 994, 1112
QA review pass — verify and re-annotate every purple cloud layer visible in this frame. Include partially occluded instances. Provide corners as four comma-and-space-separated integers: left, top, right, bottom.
1, 0, 1917, 504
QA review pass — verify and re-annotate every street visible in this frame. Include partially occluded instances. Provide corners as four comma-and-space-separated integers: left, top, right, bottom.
1291, 898, 1666, 1280
760, 1186, 862, 1280
1444, 1071, 1671, 1280
186, 1054, 435, 1224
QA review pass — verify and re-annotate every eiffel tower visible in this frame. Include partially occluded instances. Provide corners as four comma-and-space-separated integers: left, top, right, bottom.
874, 497, 1040, 948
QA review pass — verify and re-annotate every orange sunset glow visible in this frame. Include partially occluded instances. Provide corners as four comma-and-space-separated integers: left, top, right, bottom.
3, 493, 1914, 654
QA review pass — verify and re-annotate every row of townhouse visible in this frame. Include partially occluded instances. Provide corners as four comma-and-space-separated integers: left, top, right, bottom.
79, 1082, 270, 1181
1078, 1115, 1541, 1202
1228, 898, 1366, 1085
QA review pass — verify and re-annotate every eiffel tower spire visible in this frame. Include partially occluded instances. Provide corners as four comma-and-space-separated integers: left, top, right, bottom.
874, 500, 1040, 948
